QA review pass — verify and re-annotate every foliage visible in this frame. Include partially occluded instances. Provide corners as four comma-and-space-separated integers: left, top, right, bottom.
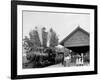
23, 27, 59, 51
23, 26, 59, 68
49, 28, 59, 47
42, 27, 48, 47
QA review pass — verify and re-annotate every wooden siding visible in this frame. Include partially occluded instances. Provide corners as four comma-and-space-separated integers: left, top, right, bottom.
60, 27, 89, 47
64, 29, 89, 47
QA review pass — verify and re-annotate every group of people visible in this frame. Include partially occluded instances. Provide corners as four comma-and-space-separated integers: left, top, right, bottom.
63, 53, 84, 67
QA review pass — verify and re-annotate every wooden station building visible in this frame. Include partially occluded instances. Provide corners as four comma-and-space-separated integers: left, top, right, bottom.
60, 27, 89, 57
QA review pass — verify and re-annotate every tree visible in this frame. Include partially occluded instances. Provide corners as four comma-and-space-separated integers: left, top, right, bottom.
23, 27, 59, 51
23, 26, 59, 68
23, 27, 42, 68
23, 27, 41, 52
49, 28, 59, 47
29, 27, 41, 48
42, 27, 47, 47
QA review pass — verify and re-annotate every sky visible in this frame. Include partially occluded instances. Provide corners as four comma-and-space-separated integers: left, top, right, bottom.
23, 11, 90, 42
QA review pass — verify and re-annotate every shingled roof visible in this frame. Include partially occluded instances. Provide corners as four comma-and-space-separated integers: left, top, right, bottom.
60, 27, 89, 47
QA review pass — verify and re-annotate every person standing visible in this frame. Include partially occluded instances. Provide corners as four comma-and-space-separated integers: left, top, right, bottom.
63, 54, 71, 67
